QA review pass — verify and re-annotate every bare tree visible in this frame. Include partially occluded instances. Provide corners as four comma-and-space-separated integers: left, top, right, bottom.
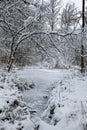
0, 0, 82, 71
81, 0, 85, 73
61, 2, 80, 30
46, 0, 62, 31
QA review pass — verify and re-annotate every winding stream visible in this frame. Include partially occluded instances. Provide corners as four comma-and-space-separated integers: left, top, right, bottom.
16, 67, 68, 118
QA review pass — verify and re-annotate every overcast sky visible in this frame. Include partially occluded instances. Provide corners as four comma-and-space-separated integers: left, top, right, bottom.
63, 0, 82, 9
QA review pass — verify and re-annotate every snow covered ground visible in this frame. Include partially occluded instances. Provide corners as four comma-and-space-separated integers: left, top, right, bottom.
0, 67, 87, 130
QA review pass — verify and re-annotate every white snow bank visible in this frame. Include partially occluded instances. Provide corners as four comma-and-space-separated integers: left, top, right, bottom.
42, 70, 87, 130
0, 69, 35, 130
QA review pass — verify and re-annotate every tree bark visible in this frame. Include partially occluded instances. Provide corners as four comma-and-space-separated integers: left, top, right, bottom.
81, 0, 85, 73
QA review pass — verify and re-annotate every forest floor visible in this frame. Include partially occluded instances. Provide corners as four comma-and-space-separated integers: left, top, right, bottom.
0, 66, 87, 130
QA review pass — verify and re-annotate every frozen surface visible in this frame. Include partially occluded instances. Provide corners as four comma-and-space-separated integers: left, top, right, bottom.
16, 67, 72, 117
16, 67, 87, 130
0, 67, 87, 130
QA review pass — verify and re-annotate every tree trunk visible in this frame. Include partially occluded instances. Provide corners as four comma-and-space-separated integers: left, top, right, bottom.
81, 0, 85, 73
81, 44, 85, 73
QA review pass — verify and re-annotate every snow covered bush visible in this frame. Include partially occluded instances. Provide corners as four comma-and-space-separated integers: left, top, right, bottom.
0, 69, 35, 130
11, 77, 35, 91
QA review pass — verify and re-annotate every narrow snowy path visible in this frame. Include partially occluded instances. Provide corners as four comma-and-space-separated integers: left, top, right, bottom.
16, 67, 73, 118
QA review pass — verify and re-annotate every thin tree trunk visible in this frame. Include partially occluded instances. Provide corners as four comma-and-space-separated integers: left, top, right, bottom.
81, 45, 84, 73
81, 0, 85, 73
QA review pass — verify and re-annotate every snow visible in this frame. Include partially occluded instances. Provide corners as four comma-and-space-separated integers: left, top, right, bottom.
24, 16, 36, 27
0, 67, 87, 130
0, 69, 35, 130
29, 5, 37, 12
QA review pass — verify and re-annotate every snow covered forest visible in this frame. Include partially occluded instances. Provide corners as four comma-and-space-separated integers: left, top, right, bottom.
0, 0, 87, 130
1, 0, 87, 70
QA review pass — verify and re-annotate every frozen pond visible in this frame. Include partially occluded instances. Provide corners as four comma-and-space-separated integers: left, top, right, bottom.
16, 67, 70, 117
